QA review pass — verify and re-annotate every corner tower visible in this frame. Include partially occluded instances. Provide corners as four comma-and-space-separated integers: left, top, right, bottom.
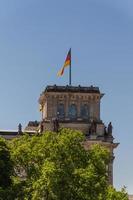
39, 85, 119, 185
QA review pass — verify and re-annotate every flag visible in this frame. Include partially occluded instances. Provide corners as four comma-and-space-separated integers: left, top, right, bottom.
57, 49, 71, 76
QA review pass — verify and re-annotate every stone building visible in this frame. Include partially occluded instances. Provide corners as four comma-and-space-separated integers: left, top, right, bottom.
38, 85, 119, 185
129, 195, 133, 200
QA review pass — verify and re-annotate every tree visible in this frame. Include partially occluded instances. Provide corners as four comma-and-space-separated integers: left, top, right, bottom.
0, 137, 13, 188
107, 186, 128, 200
9, 129, 128, 200
0, 137, 14, 200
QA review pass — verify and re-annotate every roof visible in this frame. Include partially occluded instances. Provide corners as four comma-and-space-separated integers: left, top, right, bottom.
24, 121, 39, 132
44, 85, 100, 94
27, 121, 39, 127
0, 130, 19, 135
0, 129, 37, 140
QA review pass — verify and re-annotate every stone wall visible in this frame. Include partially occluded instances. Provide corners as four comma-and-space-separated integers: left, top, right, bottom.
40, 92, 101, 122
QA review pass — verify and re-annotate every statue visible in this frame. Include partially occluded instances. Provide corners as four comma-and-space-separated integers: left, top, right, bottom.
104, 126, 108, 136
107, 122, 113, 135
89, 120, 97, 135
52, 118, 59, 132
18, 123, 22, 134
39, 121, 44, 133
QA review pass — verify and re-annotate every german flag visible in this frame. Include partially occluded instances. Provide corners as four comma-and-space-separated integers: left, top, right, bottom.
57, 49, 71, 76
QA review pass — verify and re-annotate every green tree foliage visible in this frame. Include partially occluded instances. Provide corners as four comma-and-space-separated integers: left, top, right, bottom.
0, 137, 13, 188
8, 129, 128, 200
107, 186, 128, 200
0, 137, 13, 199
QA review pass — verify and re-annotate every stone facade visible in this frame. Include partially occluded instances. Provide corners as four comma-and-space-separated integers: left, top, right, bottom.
38, 85, 119, 185
39, 85, 102, 123
129, 195, 133, 200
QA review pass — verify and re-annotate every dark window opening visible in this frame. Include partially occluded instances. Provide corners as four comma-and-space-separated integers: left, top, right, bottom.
68, 104, 77, 119
80, 104, 89, 119
57, 104, 65, 119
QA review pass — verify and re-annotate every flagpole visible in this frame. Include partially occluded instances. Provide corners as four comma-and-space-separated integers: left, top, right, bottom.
69, 48, 71, 85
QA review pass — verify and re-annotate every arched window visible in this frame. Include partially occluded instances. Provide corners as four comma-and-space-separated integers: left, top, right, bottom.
68, 104, 77, 119
57, 103, 65, 119
80, 104, 89, 119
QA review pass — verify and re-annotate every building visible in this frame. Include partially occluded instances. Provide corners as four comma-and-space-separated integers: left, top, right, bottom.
37, 85, 119, 185
0, 84, 119, 185
0, 123, 38, 140
129, 195, 133, 200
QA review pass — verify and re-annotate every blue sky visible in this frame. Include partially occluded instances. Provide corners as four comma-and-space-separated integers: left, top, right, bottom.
0, 0, 133, 193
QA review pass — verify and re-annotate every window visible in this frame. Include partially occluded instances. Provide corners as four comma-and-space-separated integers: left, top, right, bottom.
80, 104, 89, 119
68, 104, 77, 119
57, 104, 65, 119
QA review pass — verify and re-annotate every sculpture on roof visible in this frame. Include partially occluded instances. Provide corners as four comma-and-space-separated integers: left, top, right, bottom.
52, 118, 59, 132
18, 123, 22, 134
89, 120, 97, 135
107, 122, 113, 135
